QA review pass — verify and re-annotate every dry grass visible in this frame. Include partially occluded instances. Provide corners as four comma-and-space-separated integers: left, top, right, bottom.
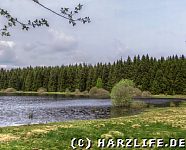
24, 124, 74, 138
133, 107, 186, 129
0, 134, 19, 142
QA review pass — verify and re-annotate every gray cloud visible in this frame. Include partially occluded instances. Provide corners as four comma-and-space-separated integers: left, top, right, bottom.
0, 41, 24, 68
0, 41, 17, 63
0, 0, 186, 68
47, 29, 78, 52
23, 29, 77, 53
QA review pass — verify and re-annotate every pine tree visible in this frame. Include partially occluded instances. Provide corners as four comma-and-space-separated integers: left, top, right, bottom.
0, 55, 185, 94
96, 77, 103, 88
48, 68, 58, 92
25, 70, 34, 91
8, 71, 19, 90
86, 66, 94, 91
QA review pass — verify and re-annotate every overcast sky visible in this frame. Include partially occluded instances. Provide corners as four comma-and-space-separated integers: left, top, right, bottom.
0, 0, 186, 68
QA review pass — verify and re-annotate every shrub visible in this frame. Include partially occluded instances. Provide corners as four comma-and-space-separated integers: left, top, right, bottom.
37, 87, 47, 93
89, 87, 98, 95
130, 101, 147, 109
89, 87, 110, 98
74, 89, 82, 95
4, 88, 16, 93
0, 89, 5, 92
142, 91, 151, 97
111, 79, 135, 107
75, 89, 80, 93
132, 88, 142, 97
65, 88, 70, 95
82, 90, 89, 95
96, 88, 110, 98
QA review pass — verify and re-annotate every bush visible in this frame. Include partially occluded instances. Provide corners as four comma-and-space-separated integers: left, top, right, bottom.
130, 101, 147, 109
37, 87, 47, 93
74, 89, 82, 95
0, 89, 5, 92
142, 91, 151, 97
75, 89, 80, 93
89, 87, 110, 98
82, 90, 89, 95
111, 79, 135, 107
132, 88, 142, 97
96, 88, 110, 98
65, 88, 70, 94
4, 88, 17, 93
89, 87, 98, 95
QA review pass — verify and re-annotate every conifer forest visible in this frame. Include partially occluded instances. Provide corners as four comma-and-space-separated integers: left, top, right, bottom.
0, 55, 185, 95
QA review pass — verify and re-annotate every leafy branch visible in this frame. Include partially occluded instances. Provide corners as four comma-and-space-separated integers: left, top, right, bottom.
0, 0, 91, 36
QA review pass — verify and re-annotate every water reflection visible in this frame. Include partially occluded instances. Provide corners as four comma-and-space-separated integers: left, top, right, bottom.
110, 107, 141, 118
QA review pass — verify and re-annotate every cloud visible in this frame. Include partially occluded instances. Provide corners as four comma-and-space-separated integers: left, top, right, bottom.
113, 39, 134, 59
0, 41, 15, 48
1, 0, 186, 68
48, 29, 78, 52
18, 29, 80, 66
0, 41, 17, 64
23, 29, 78, 54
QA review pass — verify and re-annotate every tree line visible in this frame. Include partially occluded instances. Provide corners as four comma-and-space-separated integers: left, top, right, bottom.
0, 54, 185, 95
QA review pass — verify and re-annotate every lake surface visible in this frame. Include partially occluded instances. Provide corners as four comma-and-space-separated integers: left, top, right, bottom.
0, 95, 185, 127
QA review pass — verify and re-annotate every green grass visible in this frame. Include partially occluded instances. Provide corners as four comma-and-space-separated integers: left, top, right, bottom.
0, 104, 186, 149
151, 94, 186, 99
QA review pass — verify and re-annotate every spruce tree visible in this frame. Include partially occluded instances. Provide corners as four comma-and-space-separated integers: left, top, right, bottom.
25, 70, 34, 91
96, 78, 103, 89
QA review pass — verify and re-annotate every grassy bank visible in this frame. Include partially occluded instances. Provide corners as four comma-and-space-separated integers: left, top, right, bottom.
0, 103, 185, 149
151, 94, 186, 99
1, 90, 186, 99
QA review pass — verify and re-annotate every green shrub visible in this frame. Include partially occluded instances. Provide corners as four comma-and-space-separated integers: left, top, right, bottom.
75, 89, 80, 93
96, 88, 110, 98
37, 87, 47, 93
89, 87, 110, 98
89, 87, 98, 95
111, 79, 135, 107
82, 90, 89, 95
0, 89, 5, 92
142, 91, 151, 97
74, 89, 82, 95
4, 88, 17, 93
65, 88, 70, 95
130, 101, 147, 109
132, 88, 142, 97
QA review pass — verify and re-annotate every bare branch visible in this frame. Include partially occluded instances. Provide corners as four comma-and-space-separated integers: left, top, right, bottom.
0, 0, 90, 36
33, 0, 70, 20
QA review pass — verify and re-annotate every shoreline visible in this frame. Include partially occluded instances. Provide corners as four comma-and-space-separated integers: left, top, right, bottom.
0, 91, 186, 99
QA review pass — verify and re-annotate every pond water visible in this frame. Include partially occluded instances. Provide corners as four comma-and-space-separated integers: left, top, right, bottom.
0, 95, 185, 127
